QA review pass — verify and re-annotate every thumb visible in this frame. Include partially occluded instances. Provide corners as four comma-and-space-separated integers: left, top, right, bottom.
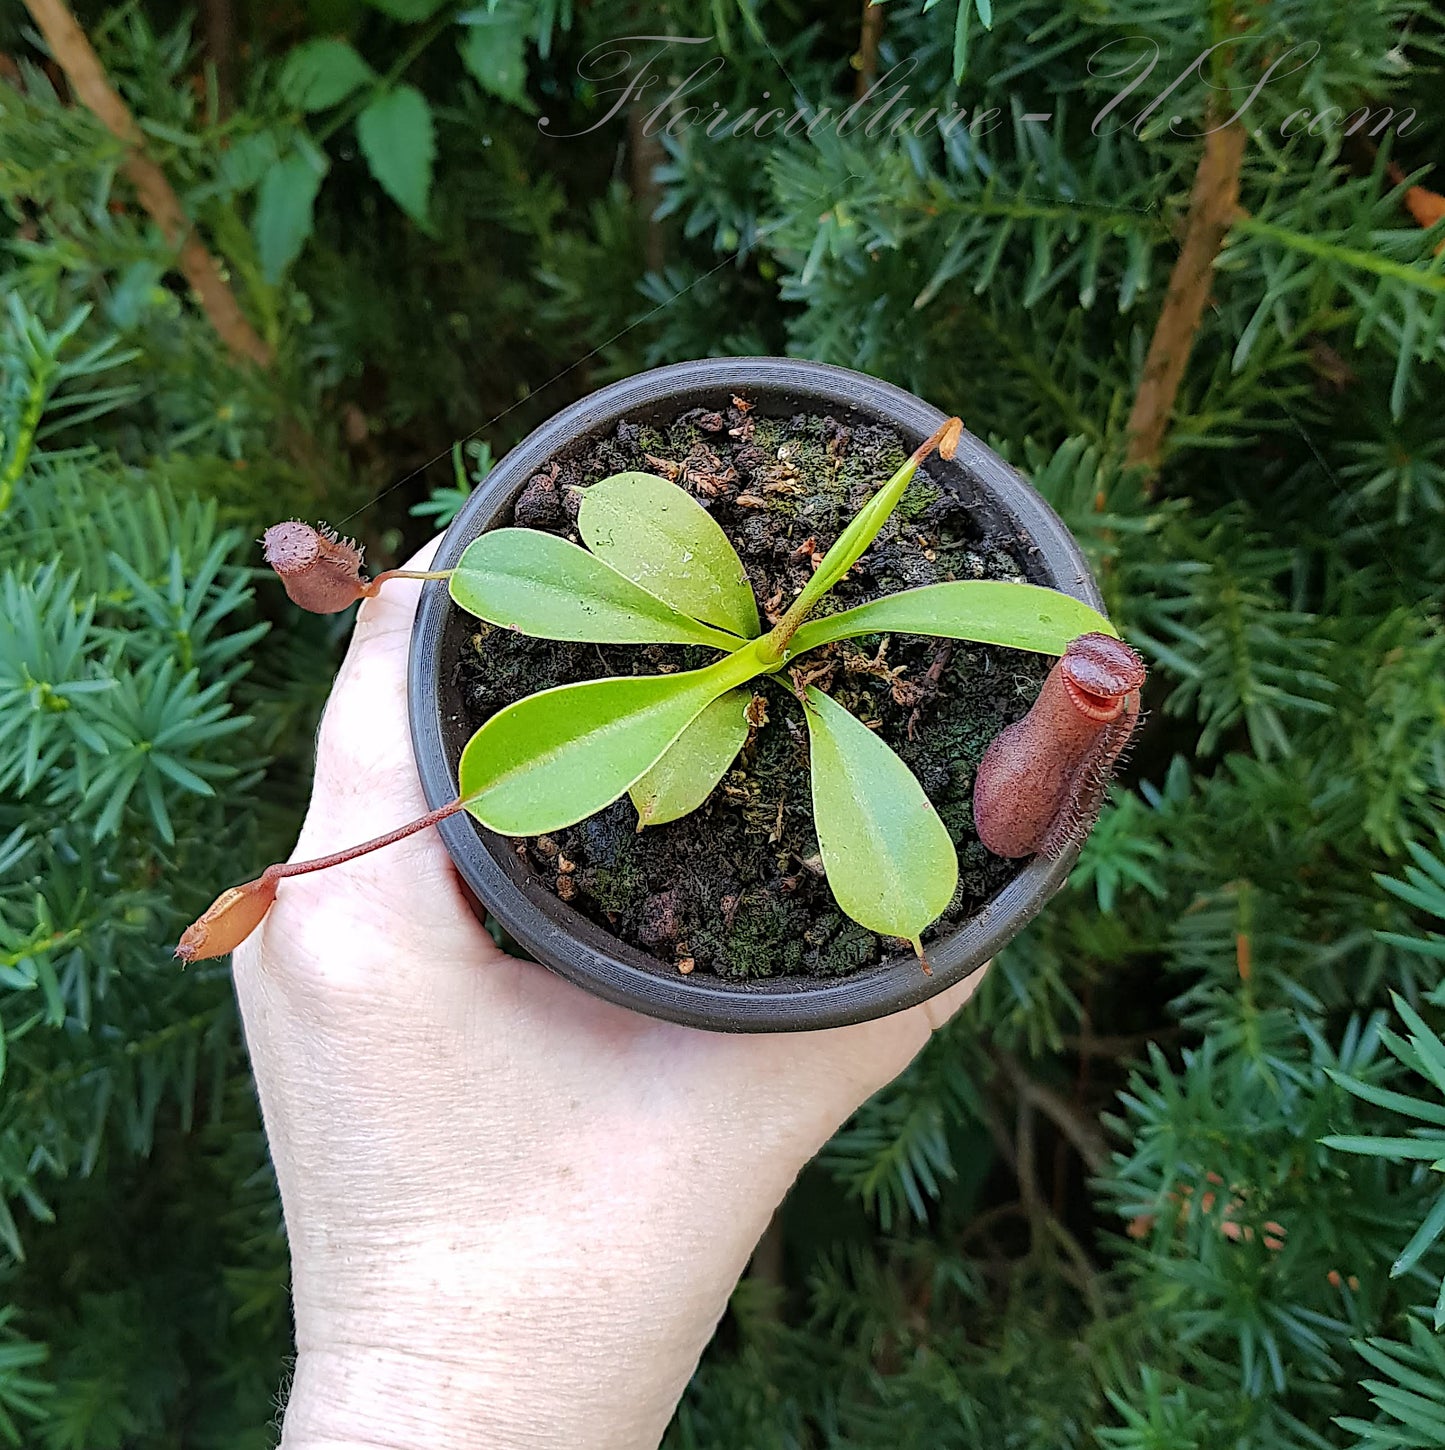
291, 537, 442, 861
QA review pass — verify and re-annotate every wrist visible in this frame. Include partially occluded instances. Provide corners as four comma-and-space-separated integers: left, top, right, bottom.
282, 1346, 497, 1450
283, 1342, 687, 1450
279, 1209, 760, 1450
282, 1319, 701, 1450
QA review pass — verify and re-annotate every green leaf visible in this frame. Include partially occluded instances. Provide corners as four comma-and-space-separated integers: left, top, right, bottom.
458, 13, 535, 112
579, 472, 761, 638
1320, 1135, 1445, 1160
1326, 1067, 1445, 1129
791, 582, 1117, 658
356, 85, 435, 227
803, 687, 958, 949
278, 39, 375, 111
214, 130, 281, 192
0, 1199, 21, 1261
363, 0, 451, 18
449, 529, 745, 649
252, 150, 328, 284
783, 428, 950, 631
630, 689, 751, 827
1393, 991, 1445, 1097
460, 654, 760, 835
953, 0, 972, 82
1392, 1186, 1445, 1279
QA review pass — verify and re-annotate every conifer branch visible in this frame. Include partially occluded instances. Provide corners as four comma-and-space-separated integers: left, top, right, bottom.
1125, 121, 1247, 477
19, 0, 273, 370
0, 368, 45, 515
1234, 214, 1445, 291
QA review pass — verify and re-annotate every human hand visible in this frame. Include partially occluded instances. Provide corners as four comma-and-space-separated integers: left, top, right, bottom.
233, 541, 984, 1450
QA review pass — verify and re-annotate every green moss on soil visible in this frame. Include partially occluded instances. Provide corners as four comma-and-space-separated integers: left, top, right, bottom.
454, 400, 1047, 981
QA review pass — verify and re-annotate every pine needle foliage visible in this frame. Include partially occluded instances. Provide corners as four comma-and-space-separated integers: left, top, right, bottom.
2, 0, 1444, 1444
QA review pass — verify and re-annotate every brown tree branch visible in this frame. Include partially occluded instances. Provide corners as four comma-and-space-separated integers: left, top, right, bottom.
994, 1050, 1109, 1175
1125, 121, 1246, 476
855, 0, 884, 99
200, 0, 236, 116
628, 103, 667, 274
21, 0, 272, 369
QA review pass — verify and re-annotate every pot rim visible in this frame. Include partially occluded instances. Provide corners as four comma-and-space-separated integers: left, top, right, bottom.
408, 357, 1101, 1033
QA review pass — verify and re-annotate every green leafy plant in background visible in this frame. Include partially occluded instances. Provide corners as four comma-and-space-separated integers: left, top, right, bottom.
258, 0, 546, 279
0, 291, 326, 1440
410, 438, 496, 528
4, 0, 1445, 1442
1325, 838, 1445, 1446
0, 16, 386, 1432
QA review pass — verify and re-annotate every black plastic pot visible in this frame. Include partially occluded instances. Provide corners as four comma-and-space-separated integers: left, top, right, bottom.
409, 358, 1105, 1033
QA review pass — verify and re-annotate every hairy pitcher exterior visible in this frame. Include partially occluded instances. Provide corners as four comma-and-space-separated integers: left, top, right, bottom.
971, 632, 1146, 860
